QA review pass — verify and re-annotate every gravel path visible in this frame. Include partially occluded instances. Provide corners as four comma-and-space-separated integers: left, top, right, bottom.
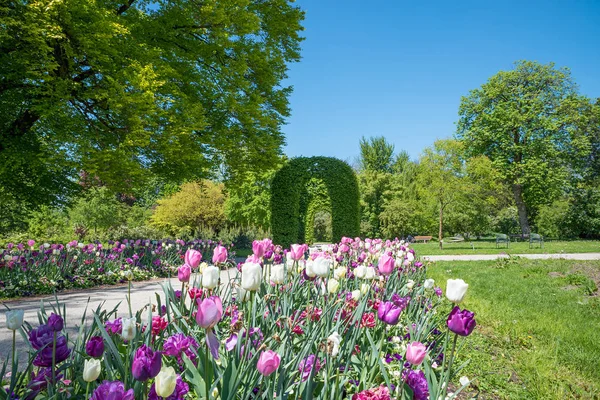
0, 267, 238, 365
422, 252, 600, 261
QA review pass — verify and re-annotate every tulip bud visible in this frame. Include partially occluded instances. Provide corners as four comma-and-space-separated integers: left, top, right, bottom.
155, 366, 177, 397
446, 279, 468, 303
257, 350, 281, 377
424, 278, 435, 290
178, 265, 191, 283
202, 266, 220, 289
270, 264, 285, 285
242, 262, 262, 291
327, 278, 340, 294
313, 256, 331, 278
354, 265, 367, 279
5, 310, 24, 330
405, 342, 427, 365
327, 332, 342, 357
364, 267, 376, 280
83, 358, 102, 382
333, 267, 346, 280
121, 317, 136, 341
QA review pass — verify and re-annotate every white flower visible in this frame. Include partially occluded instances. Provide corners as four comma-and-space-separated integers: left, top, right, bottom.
354, 265, 367, 279
406, 279, 415, 289
459, 376, 470, 387
351, 290, 361, 300
305, 259, 316, 277
241, 262, 262, 291
5, 310, 24, 330
52, 249, 60, 255
198, 262, 208, 274
121, 317, 136, 341
83, 359, 102, 382
327, 278, 340, 294
334, 267, 346, 280
327, 332, 342, 357
360, 283, 370, 295
424, 278, 435, 290
270, 264, 285, 284
313, 256, 331, 278
123, 270, 134, 281
365, 267, 376, 280
43, 243, 50, 248
155, 366, 177, 397
406, 252, 415, 262
446, 279, 468, 303
237, 286, 250, 302
202, 266, 220, 289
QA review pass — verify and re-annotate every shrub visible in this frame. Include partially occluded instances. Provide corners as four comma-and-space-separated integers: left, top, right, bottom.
535, 199, 569, 238
69, 187, 126, 237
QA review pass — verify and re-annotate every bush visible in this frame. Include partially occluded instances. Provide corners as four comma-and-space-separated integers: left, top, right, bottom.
69, 187, 126, 237
493, 206, 520, 235
535, 199, 569, 238
27, 205, 71, 243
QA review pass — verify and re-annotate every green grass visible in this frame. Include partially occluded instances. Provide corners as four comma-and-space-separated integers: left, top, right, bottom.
413, 239, 600, 255
427, 259, 600, 399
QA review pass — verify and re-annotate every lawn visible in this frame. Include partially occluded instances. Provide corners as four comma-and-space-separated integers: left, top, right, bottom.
427, 258, 600, 399
413, 239, 600, 255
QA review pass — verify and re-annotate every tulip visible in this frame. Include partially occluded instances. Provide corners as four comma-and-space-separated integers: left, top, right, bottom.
327, 332, 342, 357
177, 265, 191, 283
447, 306, 476, 336
252, 240, 266, 258
196, 296, 223, 329
83, 358, 102, 382
123, 270, 134, 281
132, 344, 162, 381
407, 251, 415, 262
377, 301, 401, 325
305, 259, 317, 278
5, 310, 24, 330
446, 279, 468, 303
334, 267, 346, 280
242, 262, 262, 291
424, 278, 435, 290
155, 366, 177, 397
91, 380, 134, 400
405, 342, 427, 365
28, 324, 71, 367
460, 376, 470, 386
257, 350, 281, 377
289, 244, 306, 261
270, 264, 285, 284
121, 317, 136, 341
354, 265, 367, 279
185, 249, 202, 269
360, 283, 370, 295
351, 290, 361, 300
212, 245, 228, 264
47, 313, 64, 332
365, 267, 376, 280
313, 256, 331, 277
236, 286, 250, 302
85, 336, 105, 358
202, 266, 220, 289
327, 278, 340, 294
406, 279, 415, 289
378, 254, 395, 276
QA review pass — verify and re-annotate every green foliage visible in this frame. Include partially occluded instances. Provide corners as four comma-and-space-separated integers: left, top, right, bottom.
493, 206, 521, 235
379, 199, 419, 238
359, 136, 395, 173
535, 199, 570, 238
151, 180, 227, 236
313, 211, 332, 242
564, 185, 600, 239
27, 205, 70, 242
69, 187, 126, 235
0, 0, 304, 207
303, 178, 332, 244
271, 157, 360, 247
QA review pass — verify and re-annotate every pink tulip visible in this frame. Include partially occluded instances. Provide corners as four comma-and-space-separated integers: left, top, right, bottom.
27, 239, 35, 248
252, 240, 266, 258
185, 249, 202, 269
289, 244, 306, 261
196, 296, 223, 329
339, 244, 350, 253
177, 265, 191, 283
378, 254, 395, 276
261, 238, 273, 252
257, 350, 281, 377
212, 245, 228, 264
405, 341, 427, 365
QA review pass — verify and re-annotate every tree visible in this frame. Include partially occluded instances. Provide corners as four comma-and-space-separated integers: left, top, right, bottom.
151, 180, 227, 236
359, 136, 395, 173
0, 0, 304, 206
457, 61, 590, 235
69, 187, 126, 235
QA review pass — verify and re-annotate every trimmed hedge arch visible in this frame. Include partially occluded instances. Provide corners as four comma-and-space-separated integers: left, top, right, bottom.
271, 157, 360, 247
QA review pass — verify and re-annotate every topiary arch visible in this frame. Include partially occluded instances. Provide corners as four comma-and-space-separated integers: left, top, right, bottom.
271, 156, 360, 247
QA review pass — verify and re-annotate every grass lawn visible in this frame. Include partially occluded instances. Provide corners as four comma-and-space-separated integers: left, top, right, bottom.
413, 240, 600, 255
427, 258, 600, 399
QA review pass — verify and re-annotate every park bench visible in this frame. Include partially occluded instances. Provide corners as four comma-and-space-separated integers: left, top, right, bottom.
443, 236, 475, 250
529, 233, 543, 249
413, 235, 433, 243
496, 233, 510, 248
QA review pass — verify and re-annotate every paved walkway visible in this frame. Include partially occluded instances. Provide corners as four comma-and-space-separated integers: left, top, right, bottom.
422, 252, 600, 261
0, 268, 238, 365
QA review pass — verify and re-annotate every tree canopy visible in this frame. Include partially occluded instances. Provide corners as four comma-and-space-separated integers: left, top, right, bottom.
0, 0, 304, 207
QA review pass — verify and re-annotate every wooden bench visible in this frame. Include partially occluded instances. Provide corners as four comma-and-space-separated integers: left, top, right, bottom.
413, 235, 433, 243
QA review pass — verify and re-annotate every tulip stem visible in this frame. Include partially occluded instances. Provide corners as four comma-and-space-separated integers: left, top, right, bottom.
128, 281, 133, 317
11, 330, 16, 367
85, 382, 90, 399
442, 333, 459, 400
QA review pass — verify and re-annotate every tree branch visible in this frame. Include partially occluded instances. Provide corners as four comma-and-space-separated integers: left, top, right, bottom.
117, 0, 136, 15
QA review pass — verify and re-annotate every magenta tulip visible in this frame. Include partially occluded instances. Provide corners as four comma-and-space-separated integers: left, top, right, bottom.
184, 249, 202, 269
289, 244, 306, 261
196, 296, 223, 329
257, 350, 281, 377
178, 265, 191, 283
405, 342, 427, 365
447, 306, 476, 336
377, 253, 395, 276
212, 245, 228, 264
252, 240, 266, 258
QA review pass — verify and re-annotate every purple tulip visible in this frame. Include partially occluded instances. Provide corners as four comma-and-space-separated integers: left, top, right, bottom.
28, 324, 71, 367
163, 333, 198, 363
177, 265, 191, 282
91, 380, 135, 400
447, 306, 476, 336
252, 240, 266, 258
289, 244, 307, 261
377, 301, 402, 325
405, 370, 429, 400
131, 344, 162, 381
298, 354, 323, 381
86, 336, 105, 358
47, 313, 64, 332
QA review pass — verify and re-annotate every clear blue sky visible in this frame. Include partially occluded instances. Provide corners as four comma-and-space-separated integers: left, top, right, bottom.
281, 0, 600, 164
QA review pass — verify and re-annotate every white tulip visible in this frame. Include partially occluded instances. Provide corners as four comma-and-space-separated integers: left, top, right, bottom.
270, 264, 285, 284
198, 262, 208, 274
241, 262, 262, 291
406, 279, 415, 289
202, 266, 220, 289
424, 278, 435, 290
354, 265, 367, 279
5, 310, 24, 330
327, 332, 342, 357
123, 270, 134, 281
327, 278, 340, 294
237, 286, 251, 302
155, 366, 177, 397
351, 290, 361, 300
365, 267, 376, 280
407, 252, 415, 262
83, 359, 102, 382
121, 317, 136, 341
446, 279, 468, 303
360, 283, 370, 295
305, 259, 317, 277
459, 376, 470, 387
334, 267, 346, 280
312, 256, 331, 278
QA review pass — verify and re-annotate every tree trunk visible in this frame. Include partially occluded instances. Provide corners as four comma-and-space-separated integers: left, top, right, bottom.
512, 183, 530, 236
439, 204, 443, 250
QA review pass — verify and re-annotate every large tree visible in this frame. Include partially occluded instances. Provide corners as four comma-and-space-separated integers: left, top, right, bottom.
456, 61, 590, 235
0, 0, 304, 207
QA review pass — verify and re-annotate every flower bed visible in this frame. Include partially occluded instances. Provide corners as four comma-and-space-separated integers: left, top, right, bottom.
2, 237, 476, 399
0, 239, 233, 298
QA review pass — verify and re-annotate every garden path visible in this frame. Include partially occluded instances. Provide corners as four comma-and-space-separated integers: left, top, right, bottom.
0, 267, 238, 366
422, 252, 600, 261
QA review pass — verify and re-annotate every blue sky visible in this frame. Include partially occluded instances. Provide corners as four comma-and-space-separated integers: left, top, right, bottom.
281, 0, 600, 164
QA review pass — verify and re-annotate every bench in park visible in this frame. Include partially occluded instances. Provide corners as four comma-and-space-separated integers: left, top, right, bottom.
529, 233, 544, 249
496, 233, 510, 248
414, 235, 433, 243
